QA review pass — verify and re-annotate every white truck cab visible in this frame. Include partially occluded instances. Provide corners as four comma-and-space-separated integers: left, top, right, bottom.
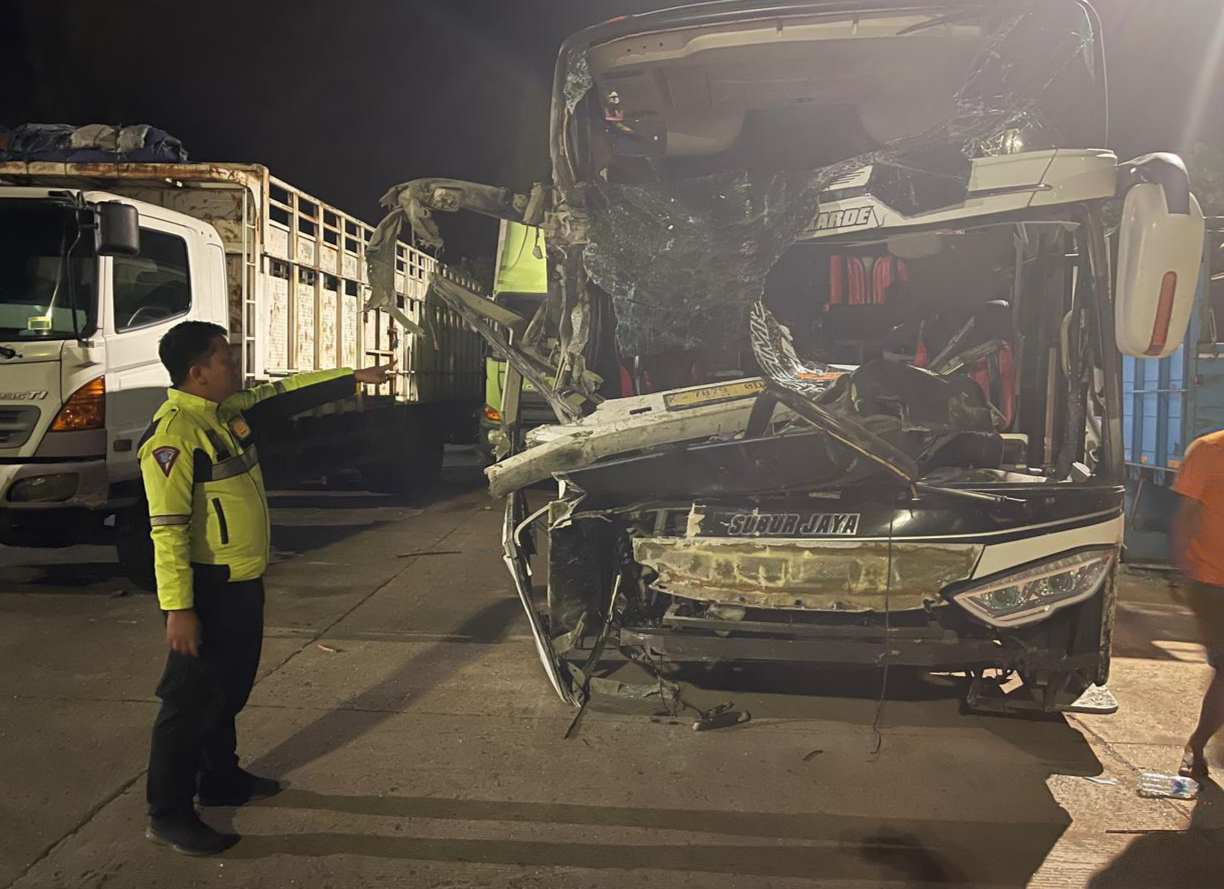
0, 188, 227, 549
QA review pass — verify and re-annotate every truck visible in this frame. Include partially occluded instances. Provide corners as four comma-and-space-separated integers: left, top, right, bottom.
477, 220, 555, 463
368, 0, 1206, 714
0, 160, 484, 582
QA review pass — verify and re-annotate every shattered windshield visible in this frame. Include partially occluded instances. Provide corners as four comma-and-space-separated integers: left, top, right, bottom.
567, 1, 1104, 359
0, 201, 97, 340
745, 218, 1101, 487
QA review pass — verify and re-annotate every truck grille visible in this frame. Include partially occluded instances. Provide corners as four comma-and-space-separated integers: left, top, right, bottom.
0, 407, 40, 448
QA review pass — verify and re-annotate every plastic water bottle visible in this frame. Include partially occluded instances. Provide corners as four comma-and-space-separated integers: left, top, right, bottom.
1137, 772, 1200, 799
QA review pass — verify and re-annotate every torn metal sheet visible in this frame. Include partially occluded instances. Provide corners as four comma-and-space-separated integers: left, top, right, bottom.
365, 178, 540, 345
377, 178, 532, 251
427, 276, 583, 423
501, 493, 577, 705
633, 536, 982, 611
357, 210, 429, 339
486, 377, 787, 498
555, 428, 871, 507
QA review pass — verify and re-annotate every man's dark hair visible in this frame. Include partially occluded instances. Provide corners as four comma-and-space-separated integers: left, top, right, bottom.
159, 321, 228, 386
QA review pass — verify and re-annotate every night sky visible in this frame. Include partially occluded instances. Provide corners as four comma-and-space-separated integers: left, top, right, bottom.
4, 0, 1224, 261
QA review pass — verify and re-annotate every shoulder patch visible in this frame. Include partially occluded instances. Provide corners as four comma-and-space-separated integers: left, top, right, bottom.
229, 417, 251, 440
152, 446, 180, 477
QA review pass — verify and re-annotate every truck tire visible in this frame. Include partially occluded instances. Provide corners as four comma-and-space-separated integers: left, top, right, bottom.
115, 505, 156, 592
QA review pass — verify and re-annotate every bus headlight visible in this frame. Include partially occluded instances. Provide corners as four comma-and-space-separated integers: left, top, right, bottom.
950, 548, 1114, 627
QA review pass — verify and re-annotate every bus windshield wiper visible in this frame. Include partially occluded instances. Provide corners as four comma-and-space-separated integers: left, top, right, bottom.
914, 482, 1026, 507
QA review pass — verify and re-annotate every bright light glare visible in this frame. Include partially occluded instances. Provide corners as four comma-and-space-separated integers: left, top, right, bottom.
1181, 7, 1224, 150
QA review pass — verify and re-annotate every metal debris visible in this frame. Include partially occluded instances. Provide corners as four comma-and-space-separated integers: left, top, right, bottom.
1066, 684, 1120, 715
692, 709, 751, 732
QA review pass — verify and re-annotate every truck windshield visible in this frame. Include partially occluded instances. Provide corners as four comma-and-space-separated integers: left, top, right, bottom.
0, 201, 97, 341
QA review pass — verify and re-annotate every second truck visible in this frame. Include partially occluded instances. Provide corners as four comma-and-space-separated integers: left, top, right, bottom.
0, 159, 484, 582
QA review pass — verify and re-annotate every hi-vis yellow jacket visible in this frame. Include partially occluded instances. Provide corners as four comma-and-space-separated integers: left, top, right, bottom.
138, 369, 355, 610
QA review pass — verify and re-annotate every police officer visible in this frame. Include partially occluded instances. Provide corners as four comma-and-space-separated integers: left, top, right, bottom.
139, 320, 392, 855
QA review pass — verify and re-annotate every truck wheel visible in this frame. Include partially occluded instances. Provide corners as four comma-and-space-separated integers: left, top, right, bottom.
115, 506, 156, 592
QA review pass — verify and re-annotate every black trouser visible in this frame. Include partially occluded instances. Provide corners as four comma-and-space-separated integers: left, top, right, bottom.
147, 567, 264, 818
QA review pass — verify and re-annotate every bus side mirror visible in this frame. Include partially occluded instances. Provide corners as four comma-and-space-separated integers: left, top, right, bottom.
97, 202, 140, 257
1114, 170, 1204, 358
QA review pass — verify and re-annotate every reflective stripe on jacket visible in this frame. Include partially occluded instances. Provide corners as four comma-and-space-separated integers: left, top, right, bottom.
138, 369, 355, 610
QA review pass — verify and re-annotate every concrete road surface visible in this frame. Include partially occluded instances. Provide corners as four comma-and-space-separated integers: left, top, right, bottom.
0, 453, 1219, 888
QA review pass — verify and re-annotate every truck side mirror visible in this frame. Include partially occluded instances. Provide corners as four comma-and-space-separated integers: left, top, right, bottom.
96, 202, 140, 256
1114, 156, 1205, 358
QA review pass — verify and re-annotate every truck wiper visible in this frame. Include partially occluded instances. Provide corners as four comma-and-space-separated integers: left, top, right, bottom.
43, 209, 85, 344
63, 199, 89, 344
0, 345, 20, 360
914, 482, 1026, 507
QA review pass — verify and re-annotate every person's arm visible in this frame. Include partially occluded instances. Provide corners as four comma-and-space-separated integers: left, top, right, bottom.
222, 364, 395, 418
1171, 498, 1202, 577
139, 426, 199, 655
1172, 442, 1208, 576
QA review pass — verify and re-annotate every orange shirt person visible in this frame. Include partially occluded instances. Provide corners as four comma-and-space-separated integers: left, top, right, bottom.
1171, 430, 1224, 779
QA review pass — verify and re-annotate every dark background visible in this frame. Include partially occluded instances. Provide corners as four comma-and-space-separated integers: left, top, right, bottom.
4, 0, 1223, 262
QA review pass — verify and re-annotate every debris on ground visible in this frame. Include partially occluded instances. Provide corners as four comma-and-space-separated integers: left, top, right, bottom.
1136, 772, 1199, 799
316, 643, 343, 654
1066, 684, 1120, 715
689, 702, 751, 732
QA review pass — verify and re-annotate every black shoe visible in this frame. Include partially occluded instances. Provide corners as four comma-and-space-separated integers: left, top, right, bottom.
198, 767, 282, 806
146, 813, 236, 856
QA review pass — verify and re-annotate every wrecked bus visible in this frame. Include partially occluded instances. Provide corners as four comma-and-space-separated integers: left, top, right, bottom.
369, 1, 1206, 714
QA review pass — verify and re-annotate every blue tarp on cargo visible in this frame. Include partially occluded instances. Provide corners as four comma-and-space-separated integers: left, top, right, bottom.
0, 123, 188, 163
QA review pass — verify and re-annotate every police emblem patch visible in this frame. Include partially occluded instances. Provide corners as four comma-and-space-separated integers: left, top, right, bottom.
229, 418, 251, 439
152, 446, 179, 477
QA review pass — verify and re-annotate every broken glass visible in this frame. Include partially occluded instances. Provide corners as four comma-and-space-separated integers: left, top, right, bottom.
575, 1, 1104, 359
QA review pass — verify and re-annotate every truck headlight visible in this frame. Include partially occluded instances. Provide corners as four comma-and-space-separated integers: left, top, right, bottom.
51, 377, 105, 431
949, 548, 1114, 627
